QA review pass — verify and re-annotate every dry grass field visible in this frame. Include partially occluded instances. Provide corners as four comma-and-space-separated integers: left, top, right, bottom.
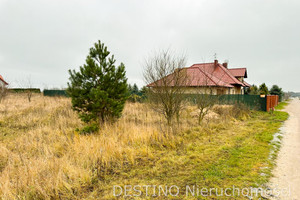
0, 94, 288, 199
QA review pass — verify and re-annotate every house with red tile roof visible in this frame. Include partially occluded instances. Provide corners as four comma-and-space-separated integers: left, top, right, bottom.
0, 75, 8, 87
148, 60, 250, 95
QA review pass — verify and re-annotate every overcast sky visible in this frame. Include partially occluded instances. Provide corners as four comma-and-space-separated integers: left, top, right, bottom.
0, 0, 299, 91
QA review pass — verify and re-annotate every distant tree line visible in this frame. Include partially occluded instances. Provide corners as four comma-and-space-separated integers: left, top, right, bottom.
127, 83, 148, 103
289, 92, 300, 97
245, 83, 285, 101
8, 88, 41, 93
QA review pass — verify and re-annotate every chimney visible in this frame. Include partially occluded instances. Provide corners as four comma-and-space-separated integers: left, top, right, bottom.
223, 62, 228, 68
214, 59, 218, 68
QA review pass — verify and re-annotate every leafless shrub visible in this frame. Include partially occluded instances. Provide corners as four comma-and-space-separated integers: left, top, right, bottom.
232, 103, 250, 120
191, 61, 223, 124
213, 103, 250, 120
15, 76, 34, 102
25, 76, 33, 102
143, 50, 189, 126
193, 92, 219, 124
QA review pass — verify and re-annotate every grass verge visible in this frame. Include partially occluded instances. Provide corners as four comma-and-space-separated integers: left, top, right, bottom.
100, 111, 288, 199
275, 101, 289, 110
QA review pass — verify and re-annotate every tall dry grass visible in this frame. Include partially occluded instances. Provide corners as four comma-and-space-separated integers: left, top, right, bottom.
0, 94, 202, 199
0, 94, 284, 200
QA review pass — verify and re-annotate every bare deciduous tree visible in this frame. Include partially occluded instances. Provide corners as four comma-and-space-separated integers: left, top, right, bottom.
193, 90, 218, 124
144, 50, 189, 126
25, 76, 33, 102
17, 76, 34, 102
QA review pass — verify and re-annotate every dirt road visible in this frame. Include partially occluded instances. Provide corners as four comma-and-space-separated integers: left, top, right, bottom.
269, 98, 300, 199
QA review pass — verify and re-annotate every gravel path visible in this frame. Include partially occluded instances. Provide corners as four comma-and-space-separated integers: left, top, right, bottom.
269, 98, 300, 199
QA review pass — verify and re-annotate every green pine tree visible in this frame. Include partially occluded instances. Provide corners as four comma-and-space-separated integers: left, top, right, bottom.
259, 83, 269, 95
249, 85, 259, 95
140, 86, 148, 98
132, 84, 139, 95
270, 85, 284, 101
67, 40, 128, 132
128, 84, 133, 94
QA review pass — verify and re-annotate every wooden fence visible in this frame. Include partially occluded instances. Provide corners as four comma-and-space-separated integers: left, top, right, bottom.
266, 95, 279, 112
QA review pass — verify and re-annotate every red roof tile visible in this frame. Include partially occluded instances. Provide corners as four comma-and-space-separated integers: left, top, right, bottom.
184, 67, 234, 87
228, 68, 247, 78
189, 63, 244, 86
147, 61, 250, 88
243, 81, 251, 87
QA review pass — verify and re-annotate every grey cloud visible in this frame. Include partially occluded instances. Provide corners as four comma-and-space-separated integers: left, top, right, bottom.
0, 0, 299, 91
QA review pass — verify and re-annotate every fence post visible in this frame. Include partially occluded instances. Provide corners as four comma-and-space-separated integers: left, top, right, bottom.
265, 95, 279, 112
266, 95, 270, 112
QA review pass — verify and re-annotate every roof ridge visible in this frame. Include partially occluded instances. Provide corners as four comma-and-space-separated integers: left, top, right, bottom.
190, 62, 214, 67
218, 64, 243, 85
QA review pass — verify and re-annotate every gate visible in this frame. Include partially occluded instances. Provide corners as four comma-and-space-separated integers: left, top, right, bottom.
266, 95, 279, 111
